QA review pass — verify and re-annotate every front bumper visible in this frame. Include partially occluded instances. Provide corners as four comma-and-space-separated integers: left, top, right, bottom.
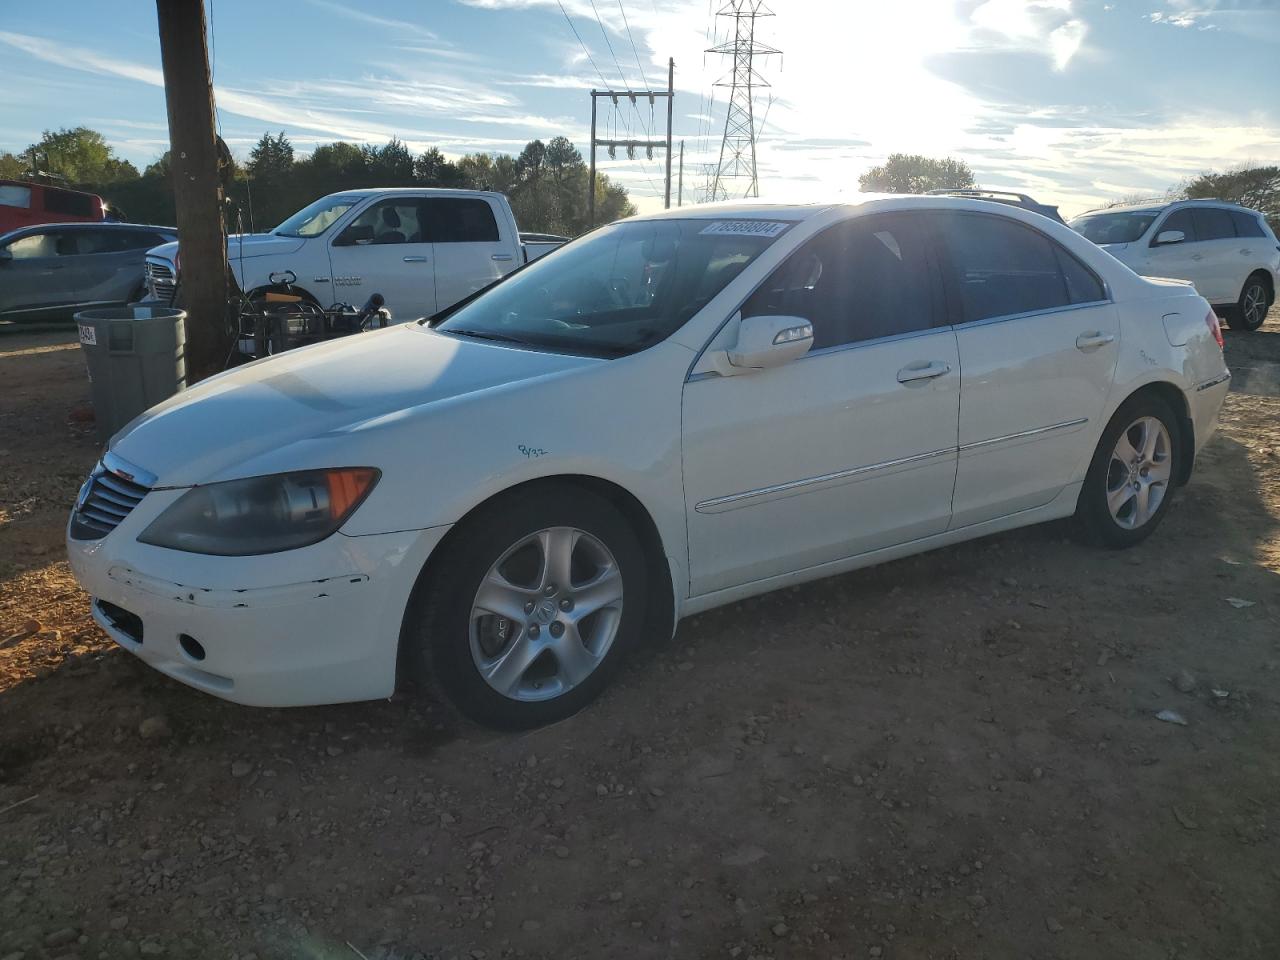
67, 512, 448, 707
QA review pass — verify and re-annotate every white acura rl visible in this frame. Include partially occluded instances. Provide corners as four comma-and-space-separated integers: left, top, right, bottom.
67, 196, 1231, 728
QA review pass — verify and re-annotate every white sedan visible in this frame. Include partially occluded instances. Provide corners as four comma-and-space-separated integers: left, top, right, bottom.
67, 196, 1231, 728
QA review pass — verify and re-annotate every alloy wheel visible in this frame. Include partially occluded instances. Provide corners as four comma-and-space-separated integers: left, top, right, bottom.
1105, 416, 1172, 530
469, 526, 624, 701
1243, 282, 1268, 328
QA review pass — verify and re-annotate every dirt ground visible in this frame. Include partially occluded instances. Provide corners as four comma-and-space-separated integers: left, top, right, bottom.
1, 324, 1278, 960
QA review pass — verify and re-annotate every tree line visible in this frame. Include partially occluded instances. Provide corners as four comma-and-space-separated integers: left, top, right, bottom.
1, 127, 636, 236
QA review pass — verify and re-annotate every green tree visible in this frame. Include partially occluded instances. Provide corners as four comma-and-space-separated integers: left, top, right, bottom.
1180, 165, 1280, 229
363, 138, 415, 185
29, 127, 138, 184
0, 151, 25, 179
858, 153, 976, 194
247, 131, 294, 181
413, 147, 465, 187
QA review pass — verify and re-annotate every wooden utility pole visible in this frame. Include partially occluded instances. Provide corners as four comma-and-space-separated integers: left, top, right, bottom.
156, 0, 230, 380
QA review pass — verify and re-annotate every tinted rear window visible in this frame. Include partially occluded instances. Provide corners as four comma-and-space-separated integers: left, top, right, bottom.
42, 188, 99, 218
935, 213, 1073, 322
1230, 210, 1265, 238
424, 198, 500, 243
1192, 208, 1235, 241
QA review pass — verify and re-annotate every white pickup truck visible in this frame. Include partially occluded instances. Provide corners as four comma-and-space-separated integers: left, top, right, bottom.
143, 188, 564, 321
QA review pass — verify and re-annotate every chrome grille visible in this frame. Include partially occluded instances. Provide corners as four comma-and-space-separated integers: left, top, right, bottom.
144, 260, 177, 305
70, 463, 152, 540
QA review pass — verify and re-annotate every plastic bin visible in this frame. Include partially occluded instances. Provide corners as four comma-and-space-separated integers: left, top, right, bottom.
75, 306, 186, 442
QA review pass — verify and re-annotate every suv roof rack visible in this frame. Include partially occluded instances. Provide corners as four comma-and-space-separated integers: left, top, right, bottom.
926, 188, 1036, 203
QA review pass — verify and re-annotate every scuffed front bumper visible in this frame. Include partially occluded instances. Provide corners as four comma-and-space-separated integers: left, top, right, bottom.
67, 504, 448, 707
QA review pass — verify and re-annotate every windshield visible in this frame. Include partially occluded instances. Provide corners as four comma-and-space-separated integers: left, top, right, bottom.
273, 195, 360, 237
435, 218, 788, 357
1070, 210, 1159, 245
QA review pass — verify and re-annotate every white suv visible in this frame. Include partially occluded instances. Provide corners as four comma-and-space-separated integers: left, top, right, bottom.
1071, 199, 1279, 331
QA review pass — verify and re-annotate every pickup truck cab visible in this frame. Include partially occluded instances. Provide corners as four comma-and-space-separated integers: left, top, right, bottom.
144, 189, 560, 321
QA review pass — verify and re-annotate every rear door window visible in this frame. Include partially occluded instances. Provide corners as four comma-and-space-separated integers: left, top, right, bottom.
933, 213, 1078, 322
1230, 210, 1266, 239
1192, 208, 1236, 241
423, 198, 501, 242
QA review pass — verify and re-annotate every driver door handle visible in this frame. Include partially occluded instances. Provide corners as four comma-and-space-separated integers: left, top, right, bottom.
1190, 253, 1203, 261
1076, 331, 1115, 351
491, 254, 514, 261
897, 361, 951, 384
402, 256, 429, 263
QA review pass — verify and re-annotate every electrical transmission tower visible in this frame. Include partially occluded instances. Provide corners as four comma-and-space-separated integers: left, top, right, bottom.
707, 0, 779, 201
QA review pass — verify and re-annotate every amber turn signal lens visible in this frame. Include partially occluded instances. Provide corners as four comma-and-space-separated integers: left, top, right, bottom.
326, 467, 379, 519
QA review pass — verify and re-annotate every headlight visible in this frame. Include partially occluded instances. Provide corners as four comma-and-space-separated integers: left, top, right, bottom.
138, 468, 379, 556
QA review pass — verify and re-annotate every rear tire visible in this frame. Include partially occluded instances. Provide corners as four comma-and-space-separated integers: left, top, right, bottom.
1223, 273, 1271, 331
401, 484, 649, 729
1075, 394, 1182, 548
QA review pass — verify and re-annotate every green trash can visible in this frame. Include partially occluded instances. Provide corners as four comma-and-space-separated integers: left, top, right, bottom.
76, 306, 186, 442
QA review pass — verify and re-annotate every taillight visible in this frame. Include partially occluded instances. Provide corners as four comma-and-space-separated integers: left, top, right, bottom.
1205, 310, 1224, 349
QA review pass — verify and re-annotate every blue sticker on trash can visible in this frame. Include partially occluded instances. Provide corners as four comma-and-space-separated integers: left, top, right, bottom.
78, 324, 97, 346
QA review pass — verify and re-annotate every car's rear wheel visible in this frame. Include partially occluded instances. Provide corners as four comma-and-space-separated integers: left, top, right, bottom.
1224, 273, 1271, 331
403, 485, 649, 729
1076, 395, 1182, 548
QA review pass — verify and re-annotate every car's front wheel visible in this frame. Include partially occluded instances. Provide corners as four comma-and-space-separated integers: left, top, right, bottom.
403, 485, 649, 729
1076, 395, 1182, 548
1224, 273, 1271, 331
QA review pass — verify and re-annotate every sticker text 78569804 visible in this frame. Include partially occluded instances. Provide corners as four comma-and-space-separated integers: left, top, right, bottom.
699, 220, 790, 239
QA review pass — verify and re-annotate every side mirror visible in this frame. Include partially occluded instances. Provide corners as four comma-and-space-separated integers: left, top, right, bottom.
334, 224, 374, 246
0, 248, 11, 264
728, 314, 813, 370
1154, 229, 1185, 246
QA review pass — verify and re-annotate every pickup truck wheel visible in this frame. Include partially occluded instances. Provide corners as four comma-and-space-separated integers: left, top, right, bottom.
1224, 273, 1271, 331
403, 485, 649, 729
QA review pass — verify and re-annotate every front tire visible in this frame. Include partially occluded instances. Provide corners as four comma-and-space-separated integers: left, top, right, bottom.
1223, 273, 1271, 331
402, 485, 649, 729
1075, 395, 1182, 548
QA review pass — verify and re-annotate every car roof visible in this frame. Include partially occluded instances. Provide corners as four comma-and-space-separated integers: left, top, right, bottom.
1077, 198, 1259, 217
0, 221, 177, 240
325, 187, 506, 199
627, 193, 1075, 224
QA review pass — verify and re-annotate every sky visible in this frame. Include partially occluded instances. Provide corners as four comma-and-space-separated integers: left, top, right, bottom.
1, 0, 1278, 219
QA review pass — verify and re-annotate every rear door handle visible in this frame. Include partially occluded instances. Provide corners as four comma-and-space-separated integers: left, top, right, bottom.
1190, 253, 1204, 261
1076, 331, 1116, 351
491, 254, 514, 262
402, 256, 429, 263
896, 361, 951, 384
1240, 248, 1252, 255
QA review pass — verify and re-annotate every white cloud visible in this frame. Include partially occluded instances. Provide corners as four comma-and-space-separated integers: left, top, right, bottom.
969, 0, 1088, 70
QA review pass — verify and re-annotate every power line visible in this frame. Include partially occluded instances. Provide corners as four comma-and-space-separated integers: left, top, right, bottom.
589, 0, 631, 90
617, 0, 649, 90
555, 0, 612, 90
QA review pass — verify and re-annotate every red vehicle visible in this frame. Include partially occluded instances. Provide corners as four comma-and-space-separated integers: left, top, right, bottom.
0, 179, 107, 233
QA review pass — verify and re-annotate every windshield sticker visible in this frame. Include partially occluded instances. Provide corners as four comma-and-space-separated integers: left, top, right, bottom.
78, 324, 97, 346
699, 220, 790, 238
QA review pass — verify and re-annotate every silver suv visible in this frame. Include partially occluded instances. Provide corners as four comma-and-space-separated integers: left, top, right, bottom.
1071, 199, 1279, 331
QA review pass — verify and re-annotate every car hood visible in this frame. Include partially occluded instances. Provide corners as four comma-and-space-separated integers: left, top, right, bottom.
145, 233, 306, 266
110, 325, 601, 487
